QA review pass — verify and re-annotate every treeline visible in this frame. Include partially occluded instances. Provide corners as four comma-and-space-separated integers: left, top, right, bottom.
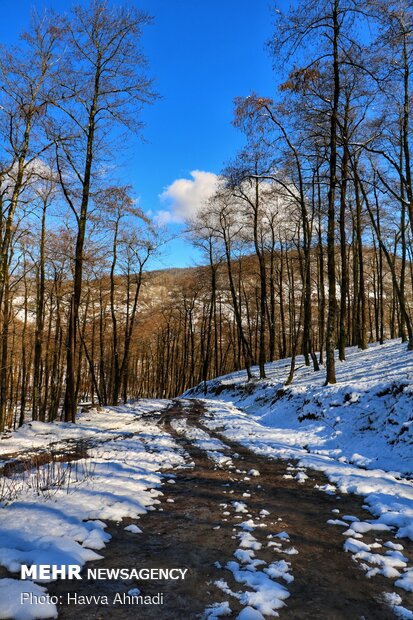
132, 253, 411, 400
0, 1, 157, 430
5, 241, 410, 418
2, 0, 413, 428
138, 0, 413, 394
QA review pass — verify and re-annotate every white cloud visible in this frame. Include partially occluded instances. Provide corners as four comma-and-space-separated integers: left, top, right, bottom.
156, 170, 219, 225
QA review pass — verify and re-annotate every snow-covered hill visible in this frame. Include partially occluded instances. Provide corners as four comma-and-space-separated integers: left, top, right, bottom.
184, 340, 413, 608
186, 339, 413, 477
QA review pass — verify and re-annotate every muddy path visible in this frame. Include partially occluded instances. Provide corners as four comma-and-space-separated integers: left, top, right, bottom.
49, 399, 412, 619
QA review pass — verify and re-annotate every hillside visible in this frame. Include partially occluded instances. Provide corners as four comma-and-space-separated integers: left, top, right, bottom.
0, 340, 413, 619
185, 339, 413, 477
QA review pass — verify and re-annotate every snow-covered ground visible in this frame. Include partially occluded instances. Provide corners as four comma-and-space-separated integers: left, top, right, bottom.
170, 417, 233, 466
185, 340, 413, 616
186, 340, 413, 477
212, 517, 294, 619
1, 339, 412, 619
0, 400, 185, 620
197, 441, 296, 619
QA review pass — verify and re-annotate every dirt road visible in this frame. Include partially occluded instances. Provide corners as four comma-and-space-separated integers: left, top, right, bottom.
49, 399, 412, 619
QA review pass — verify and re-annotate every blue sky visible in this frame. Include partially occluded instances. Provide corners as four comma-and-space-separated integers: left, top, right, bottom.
0, 0, 280, 269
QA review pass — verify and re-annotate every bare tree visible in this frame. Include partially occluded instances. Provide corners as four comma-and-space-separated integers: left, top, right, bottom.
0, 18, 58, 429
51, 1, 156, 421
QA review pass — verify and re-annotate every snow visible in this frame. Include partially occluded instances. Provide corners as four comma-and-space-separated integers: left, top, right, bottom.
237, 608, 265, 620
294, 471, 308, 484
395, 605, 413, 619
203, 601, 232, 619
170, 418, 232, 466
128, 587, 141, 596
383, 593, 413, 618
345, 521, 391, 534
211, 479, 294, 617
184, 339, 413, 612
237, 520, 263, 532
186, 340, 413, 476
124, 524, 142, 533
386, 541, 404, 551
0, 400, 184, 620
396, 569, 413, 592
223, 561, 290, 615
199, 397, 413, 592
273, 547, 299, 556
265, 560, 294, 584
238, 532, 262, 551
248, 470, 260, 477
1, 338, 412, 618
344, 539, 408, 578
232, 501, 248, 513
0, 399, 171, 460
0, 579, 58, 620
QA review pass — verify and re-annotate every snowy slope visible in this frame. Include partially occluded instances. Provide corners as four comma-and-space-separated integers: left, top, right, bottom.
0, 401, 186, 620
184, 340, 413, 613
185, 340, 413, 477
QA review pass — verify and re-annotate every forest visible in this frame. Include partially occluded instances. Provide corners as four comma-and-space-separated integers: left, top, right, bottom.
1, 0, 413, 432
